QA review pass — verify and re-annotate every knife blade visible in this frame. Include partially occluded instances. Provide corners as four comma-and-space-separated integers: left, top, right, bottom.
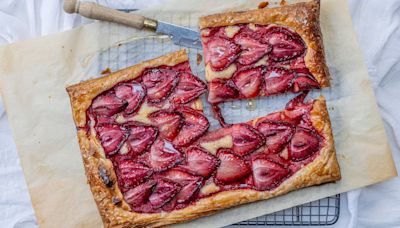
63, 0, 203, 50
156, 21, 202, 49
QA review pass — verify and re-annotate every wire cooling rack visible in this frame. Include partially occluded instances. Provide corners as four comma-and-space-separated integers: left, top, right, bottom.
232, 195, 340, 226
88, 9, 341, 226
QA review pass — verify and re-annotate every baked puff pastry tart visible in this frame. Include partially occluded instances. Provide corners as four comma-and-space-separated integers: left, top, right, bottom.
67, 49, 340, 227
199, 0, 330, 126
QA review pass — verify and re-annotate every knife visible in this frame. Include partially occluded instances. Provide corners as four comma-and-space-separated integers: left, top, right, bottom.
63, 0, 202, 49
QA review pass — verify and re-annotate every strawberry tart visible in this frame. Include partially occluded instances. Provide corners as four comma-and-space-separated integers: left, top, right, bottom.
199, 0, 330, 126
66, 2, 340, 227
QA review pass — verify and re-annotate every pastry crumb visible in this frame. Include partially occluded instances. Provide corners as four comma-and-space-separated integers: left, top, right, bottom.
280, 0, 287, 6
196, 53, 203, 65
258, 1, 269, 9
101, 67, 112, 75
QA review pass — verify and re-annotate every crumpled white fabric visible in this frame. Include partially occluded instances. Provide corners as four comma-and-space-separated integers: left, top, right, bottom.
0, 0, 399, 227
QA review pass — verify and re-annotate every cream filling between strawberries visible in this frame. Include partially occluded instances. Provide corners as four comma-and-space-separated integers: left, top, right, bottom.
200, 183, 220, 195
205, 64, 237, 82
200, 135, 233, 155
225, 26, 241, 38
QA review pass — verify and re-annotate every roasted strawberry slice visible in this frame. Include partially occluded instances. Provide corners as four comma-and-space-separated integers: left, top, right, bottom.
125, 124, 158, 157
181, 147, 218, 178
215, 149, 251, 184
256, 121, 295, 154
263, 67, 295, 95
148, 179, 180, 209
92, 91, 125, 116
289, 127, 320, 161
234, 33, 272, 65
142, 139, 183, 172
231, 124, 265, 157
285, 91, 308, 109
148, 110, 183, 140
264, 27, 305, 62
173, 107, 209, 147
283, 92, 312, 123
142, 69, 179, 103
114, 83, 145, 114
208, 79, 239, 104
292, 74, 320, 92
95, 115, 116, 126
251, 158, 290, 190
170, 61, 191, 73
123, 180, 156, 207
115, 160, 153, 189
159, 168, 203, 204
204, 37, 240, 70
232, 67, 263, 98
170, 72, 207, 105
96, 124, 127, 156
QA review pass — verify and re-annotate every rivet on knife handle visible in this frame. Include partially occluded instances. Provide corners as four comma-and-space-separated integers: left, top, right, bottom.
64, 0, 157, 30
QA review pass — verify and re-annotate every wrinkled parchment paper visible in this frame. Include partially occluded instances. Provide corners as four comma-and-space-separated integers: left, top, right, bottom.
0, 0, 397, 227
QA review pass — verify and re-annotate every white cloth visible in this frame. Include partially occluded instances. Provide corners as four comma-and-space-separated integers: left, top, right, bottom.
0, 0, 399, 227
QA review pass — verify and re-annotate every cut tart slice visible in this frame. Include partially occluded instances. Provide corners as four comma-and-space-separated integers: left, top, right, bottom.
67, 49, 340, 228
199, 0, 330, 126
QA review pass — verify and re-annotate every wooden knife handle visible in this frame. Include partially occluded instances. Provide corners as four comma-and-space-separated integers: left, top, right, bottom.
63, 0, 157, 30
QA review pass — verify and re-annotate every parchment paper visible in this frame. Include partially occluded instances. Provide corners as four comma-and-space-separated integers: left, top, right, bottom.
0, 0, 397, 227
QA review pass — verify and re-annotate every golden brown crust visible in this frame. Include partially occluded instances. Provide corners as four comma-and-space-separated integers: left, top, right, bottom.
66, 50, 189, 128
69, 60, 340, 228
199, 0, 330, 88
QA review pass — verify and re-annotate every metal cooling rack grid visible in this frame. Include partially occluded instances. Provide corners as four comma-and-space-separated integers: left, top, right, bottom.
232, 194, 340, 226
91, 9, 341, 226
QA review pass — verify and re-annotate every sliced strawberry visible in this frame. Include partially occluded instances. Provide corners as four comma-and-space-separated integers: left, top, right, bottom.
181, 147, 218, 177
170, 61, 191, 73
148, 110, 183, 140
207, 79, 239, 104
285, 91, 308, 110
173, 107, 209, 147
234, 33, 272, 65
96, 124, 127, 156
283, 92, 312, 123
142, 139, 183, 172
263, 67, 295, 95
158, 168, 202, 204
125, 124, 158, 157
251, 158, 290, 190
148, 179, 180, 209
201, 27, 223, 38
170, 72, 207, 105
115, 160, 153, 189
198, 126, 233, 143
114, 83, 145, 114
289, 127, 320, 161
255, 112, 284, 123
264, 26, 305, 62
91, 91, 125, 116
95, 115, 116, 126
231, 124, 265, 157
292, 74, 320, 92
123, 180, 156, 207
256, 121, 295, 154
204, 37, 240, 70
142, 69, 179, 103
283, 104, 312, 124
215, 149, 251, 184
232, 67, 263, 98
